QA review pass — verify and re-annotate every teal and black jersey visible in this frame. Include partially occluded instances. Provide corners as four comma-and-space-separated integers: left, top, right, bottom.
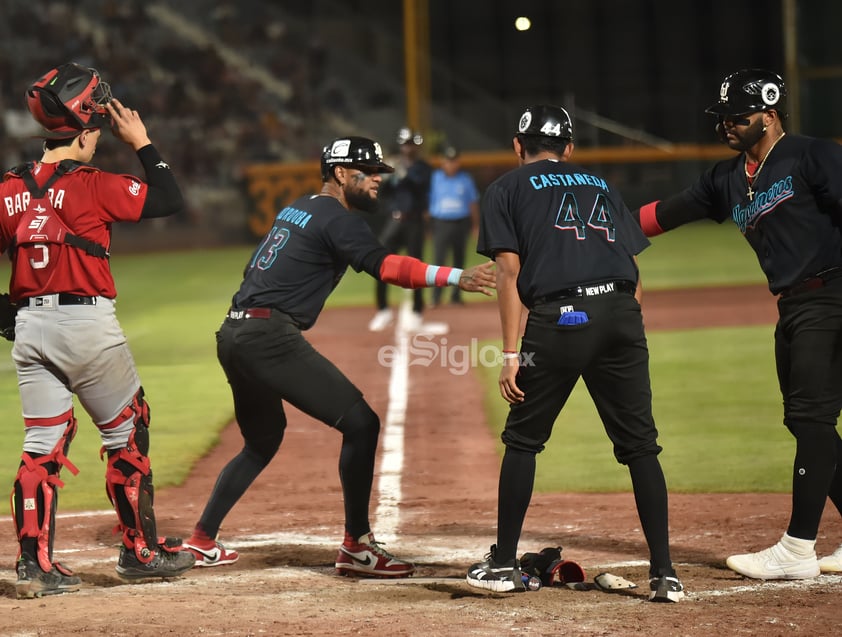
477, 158, 648, 308
646, 135, 842, 294
233, 194, 388, 329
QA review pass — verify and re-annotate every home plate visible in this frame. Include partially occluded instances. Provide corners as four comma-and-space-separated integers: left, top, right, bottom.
356, 577, 463, 585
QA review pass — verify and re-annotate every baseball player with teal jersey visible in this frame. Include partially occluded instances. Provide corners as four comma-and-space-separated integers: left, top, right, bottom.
635, 69, 842, 580
466, 105, 683, 602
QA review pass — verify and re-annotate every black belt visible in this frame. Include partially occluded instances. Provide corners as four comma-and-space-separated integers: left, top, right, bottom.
780, 267, 842, 298
533, 280, 636, 305
227, 307, 272, 320
22, 294, 97, 307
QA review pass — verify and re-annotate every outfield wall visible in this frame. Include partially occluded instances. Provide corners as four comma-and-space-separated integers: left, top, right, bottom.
241, 144, 736, 238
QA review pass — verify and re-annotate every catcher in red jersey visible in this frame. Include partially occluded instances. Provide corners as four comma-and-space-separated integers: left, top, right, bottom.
0, 62, 195, 599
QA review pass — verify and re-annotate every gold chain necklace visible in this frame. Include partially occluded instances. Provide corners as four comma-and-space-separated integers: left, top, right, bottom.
744, 132, 786, 201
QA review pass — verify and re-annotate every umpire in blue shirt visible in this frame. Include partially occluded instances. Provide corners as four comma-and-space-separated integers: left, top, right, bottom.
429, 145, 480, 306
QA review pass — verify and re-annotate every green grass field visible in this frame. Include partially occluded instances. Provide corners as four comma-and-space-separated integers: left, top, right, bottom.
478, 324, 788, 493
0, 220, 787, 509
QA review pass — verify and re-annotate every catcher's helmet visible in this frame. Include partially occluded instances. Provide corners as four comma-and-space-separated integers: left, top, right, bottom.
705, 68, 787, 118
516, 105, 574, 139
396, 127, 423, 146
26, 63, 113, 139
320, 136, 395, 181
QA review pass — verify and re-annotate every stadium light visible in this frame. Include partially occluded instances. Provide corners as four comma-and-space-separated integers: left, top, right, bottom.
514, 16, 531, 31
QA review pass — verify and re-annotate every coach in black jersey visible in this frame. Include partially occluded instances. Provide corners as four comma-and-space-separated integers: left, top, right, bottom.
182, 136, 495, 577
465, 105, 683, 602
635, 68, 842, 581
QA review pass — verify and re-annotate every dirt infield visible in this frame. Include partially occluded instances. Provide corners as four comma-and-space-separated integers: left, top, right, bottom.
4, 284, 842, 636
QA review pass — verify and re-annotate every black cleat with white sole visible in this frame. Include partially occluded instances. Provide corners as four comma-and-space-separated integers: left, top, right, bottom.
466, 545, 525, 592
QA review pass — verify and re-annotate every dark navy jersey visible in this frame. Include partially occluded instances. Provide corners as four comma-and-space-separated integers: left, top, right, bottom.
232, 194, 388, 329
379, 159, 432, 219
660, 135, 842, 294
478, 158, 649, 307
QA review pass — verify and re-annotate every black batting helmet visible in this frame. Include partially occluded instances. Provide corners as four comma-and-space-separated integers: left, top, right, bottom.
320, 136, 395, 181
26, 63, 113, 139
516, 105, 574, 139
705, 68, 787, 119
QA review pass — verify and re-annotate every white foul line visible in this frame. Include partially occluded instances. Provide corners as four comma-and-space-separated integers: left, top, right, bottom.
372, 298, 413, 540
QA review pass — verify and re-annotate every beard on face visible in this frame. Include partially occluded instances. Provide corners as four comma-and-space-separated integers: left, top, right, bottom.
727, 116, 766, 152
345, 185, 379, 213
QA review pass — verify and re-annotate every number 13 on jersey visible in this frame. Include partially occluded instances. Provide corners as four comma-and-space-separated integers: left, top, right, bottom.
251, 226, 290, 271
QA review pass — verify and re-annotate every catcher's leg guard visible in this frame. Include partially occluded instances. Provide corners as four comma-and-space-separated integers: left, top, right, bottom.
11, 414, 79, 573
102, 388, 161, 563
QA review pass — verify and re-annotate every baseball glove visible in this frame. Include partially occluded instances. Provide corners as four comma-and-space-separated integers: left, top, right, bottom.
520, 546, 587, 588
0, 293, 17, 341
519, 546, 562, 585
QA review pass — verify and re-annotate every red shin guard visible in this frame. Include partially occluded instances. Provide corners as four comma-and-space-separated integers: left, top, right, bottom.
11, 417, 79, 572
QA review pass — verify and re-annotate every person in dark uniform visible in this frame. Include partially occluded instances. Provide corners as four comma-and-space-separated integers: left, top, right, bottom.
465, 105, 683, 602
368, 127, 434, 332
634, 68, 842, 580
183, 136, 495, 577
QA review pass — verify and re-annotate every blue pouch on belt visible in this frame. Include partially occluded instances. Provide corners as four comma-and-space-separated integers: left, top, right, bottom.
558, 311, 589, 325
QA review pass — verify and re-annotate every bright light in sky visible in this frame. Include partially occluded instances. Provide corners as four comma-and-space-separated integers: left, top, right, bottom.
514, 16, 532, 31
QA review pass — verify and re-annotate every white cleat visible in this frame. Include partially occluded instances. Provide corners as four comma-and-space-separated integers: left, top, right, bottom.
727, 535, 820, 580
818, 544, 842, 573
368, 308, 394, 332
401, 312, 449, 335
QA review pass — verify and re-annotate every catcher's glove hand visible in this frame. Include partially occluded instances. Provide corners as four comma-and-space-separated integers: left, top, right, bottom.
0, 293, 17, 341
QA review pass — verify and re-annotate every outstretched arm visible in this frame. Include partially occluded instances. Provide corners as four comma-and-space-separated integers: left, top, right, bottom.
378, 254, 495, 296
633, 191, 711, 237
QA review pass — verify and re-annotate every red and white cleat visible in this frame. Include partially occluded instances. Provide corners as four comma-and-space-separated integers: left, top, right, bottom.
183, 537, 240, 567
335, 532, 415, 578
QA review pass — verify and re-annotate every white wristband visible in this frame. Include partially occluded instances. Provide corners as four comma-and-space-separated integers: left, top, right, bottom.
447, 268, 463, 286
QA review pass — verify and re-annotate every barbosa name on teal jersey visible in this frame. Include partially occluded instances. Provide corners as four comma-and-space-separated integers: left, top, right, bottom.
529, 172, 609, 192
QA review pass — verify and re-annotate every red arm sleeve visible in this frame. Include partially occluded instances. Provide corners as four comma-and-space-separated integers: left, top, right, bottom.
378, 254, 460, 288
639, 201, 665, 237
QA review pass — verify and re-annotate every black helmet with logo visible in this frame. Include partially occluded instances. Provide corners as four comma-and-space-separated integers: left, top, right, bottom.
26, 62, 113, 139
320, 136, 395, 181
705, 68, 787, 118
516, 105, 574, 140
